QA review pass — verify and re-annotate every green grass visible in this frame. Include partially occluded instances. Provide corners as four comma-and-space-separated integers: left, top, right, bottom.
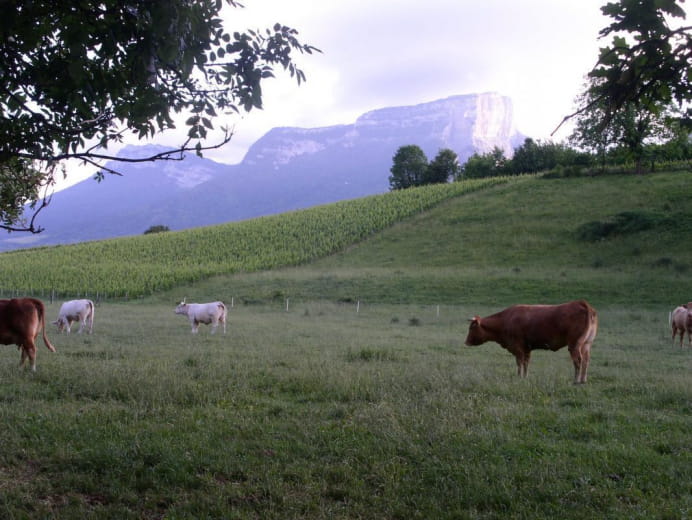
0, 169, 691, 518
0, 301, 689, 518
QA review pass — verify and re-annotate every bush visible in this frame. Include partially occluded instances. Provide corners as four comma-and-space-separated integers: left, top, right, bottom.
144, 225, 170, 234
576, 211, 662, 241
542, 165, 587, 179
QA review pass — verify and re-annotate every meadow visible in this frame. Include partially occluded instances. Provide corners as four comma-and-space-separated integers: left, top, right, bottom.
0, 170, 691, 518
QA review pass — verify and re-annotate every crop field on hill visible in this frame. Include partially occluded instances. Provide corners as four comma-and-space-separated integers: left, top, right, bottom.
0, 177, 508, 298
0, 170, 690, 518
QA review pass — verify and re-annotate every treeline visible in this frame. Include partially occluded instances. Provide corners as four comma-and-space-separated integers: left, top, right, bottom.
462, 133, 691, 179
389, 122, 690, 189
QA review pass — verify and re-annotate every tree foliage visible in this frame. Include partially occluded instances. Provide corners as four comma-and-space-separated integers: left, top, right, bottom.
425, 148, 461, 184
0, 0, 318, 232
144, 225, 170, 235
389, 145, 429, 190
511, 138, 590, 174
569, 78, 678, 173
389, 146, 461, 190
556, 0, 691, 134
460, 147, 508, 179
459, 140, 596, 178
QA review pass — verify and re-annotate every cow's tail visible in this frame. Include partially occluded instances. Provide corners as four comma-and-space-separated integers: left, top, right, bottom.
88, 299, 95, 331
36, 301, 56, 352
579, 301, 598, 348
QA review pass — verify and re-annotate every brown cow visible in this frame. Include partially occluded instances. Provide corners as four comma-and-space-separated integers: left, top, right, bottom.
0, 298, 56, 371
671, 304, 692, 348
464, 300, 598, 384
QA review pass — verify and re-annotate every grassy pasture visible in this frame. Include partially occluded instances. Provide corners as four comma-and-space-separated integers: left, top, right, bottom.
0, 170, 691, 518
157, 170, 692, 308
0, 301, 690, 519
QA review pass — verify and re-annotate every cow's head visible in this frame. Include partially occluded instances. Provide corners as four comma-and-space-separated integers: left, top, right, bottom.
175, 299, 188, 315
464, 316, 484, 346
51, 317, 67, 332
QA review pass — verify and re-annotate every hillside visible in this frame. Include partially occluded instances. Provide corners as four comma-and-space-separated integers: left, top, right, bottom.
2, 170, 690, 308
0, 179, 508, 297
180, 170, 692, 308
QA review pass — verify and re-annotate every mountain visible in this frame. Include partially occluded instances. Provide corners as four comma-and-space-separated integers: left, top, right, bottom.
1, 92, 524, 251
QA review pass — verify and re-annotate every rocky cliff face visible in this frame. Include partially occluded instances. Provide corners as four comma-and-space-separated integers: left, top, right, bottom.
243, 92, 521, 171
471, 93, 518, 156
3, 92, 524, 251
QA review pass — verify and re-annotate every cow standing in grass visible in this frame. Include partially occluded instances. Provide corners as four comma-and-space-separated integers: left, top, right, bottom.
175, 299, 227, 334
0, 298, 56, 371
52, 299, 95, 334
671, 304, 692, 348
464, 300, 598, 384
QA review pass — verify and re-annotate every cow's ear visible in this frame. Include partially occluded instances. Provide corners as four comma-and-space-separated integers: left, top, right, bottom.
468, 316, 480, 327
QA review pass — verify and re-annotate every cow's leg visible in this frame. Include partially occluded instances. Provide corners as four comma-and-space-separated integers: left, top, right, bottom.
191, 319, 199, 334
19, 340, 37, 371
571, 338, 594, 384
514, 351, 530, 377
569, 346, 583, 383
578, 343, 592, 384
27, 344, 37, 372
210, 318, 218, 335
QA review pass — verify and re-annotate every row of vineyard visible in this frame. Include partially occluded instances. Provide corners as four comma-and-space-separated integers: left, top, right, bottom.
0, 177, 512, 297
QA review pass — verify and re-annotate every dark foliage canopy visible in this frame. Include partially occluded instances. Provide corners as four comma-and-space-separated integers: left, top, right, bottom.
0, 0, 318, 232
425, 149, 461, 184
389, 145, 429, 190
389, 146, 460, 190
556, 0, 690, 134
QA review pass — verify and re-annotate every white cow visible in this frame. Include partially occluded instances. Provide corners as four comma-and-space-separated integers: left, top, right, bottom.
671, 304, 692, 347
52, 299, 95, 334
175, 299, 227, 334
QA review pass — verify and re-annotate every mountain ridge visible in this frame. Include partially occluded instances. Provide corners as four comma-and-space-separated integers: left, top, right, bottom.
3, 92, 524, 251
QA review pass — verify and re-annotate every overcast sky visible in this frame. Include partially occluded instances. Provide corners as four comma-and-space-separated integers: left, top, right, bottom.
60, 0, 610, 189
200, 0, 609, 163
